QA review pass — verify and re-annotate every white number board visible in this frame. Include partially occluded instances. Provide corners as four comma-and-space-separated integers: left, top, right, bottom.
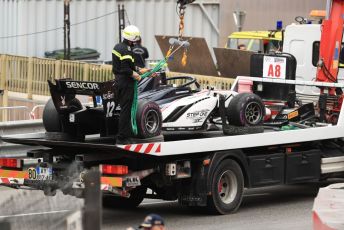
263, 56, 287, 79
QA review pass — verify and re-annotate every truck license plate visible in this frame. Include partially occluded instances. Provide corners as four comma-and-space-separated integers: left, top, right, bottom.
125, 176, 141, 187
28, 167, 53, 180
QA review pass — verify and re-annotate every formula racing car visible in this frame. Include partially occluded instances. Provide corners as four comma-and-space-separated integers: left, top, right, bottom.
43, 73, 265, 142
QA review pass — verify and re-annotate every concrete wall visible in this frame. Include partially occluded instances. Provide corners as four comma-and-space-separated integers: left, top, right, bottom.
0, 0, 219, 61
219, 0, 326, 47
0, 0, 327, 60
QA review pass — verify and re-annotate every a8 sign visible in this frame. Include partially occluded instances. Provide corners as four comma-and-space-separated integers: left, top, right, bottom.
263, 56, 287, 79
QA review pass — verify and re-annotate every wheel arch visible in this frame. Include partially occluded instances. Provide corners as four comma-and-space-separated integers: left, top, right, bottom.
207, 150, 250, 192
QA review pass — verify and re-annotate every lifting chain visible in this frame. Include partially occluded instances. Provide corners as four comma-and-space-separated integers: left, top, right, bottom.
166, 3, 188, 66
178, 5, 188, 66
178, 7, 185, 40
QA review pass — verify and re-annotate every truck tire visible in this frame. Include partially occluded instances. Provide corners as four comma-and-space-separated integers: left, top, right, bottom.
103, 187, 146, 209
136, 100, 162, 138
227, 93, 265, 126
207, 159, 244, 214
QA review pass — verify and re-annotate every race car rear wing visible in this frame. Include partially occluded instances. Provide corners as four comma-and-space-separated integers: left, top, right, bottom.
48, 79, 117, 113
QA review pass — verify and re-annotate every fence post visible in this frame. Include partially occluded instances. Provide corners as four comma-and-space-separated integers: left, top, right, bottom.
0, 55, 6, 91
0, 55, 8, 122
83, 63, 90, 81
27, 57, 34, 99
0, 90, 8, 122
55, 60, 61, 79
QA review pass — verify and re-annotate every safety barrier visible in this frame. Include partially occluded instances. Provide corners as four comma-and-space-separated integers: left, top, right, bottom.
0, 119, 44, 157
0, 104, 46, 122
0, 54, 113, 98
0, 54, 234, 96
0, 106, 30, 121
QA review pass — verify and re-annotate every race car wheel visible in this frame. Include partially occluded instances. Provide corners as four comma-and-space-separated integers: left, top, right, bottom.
207, 159, 244, 214
43, 98, 62, 132
43, 98, 82, 132
43, 98, 84, 141
136, 100, 162, 138
227, 93, 265, 126
103, 187, 146, 209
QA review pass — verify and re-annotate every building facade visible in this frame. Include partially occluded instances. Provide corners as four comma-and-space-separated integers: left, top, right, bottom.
0, 0, 325, 61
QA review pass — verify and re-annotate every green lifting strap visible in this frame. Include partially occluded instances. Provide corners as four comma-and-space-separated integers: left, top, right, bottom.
130, 58, 168, 136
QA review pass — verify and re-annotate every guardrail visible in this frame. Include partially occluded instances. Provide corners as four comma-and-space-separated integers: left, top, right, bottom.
0, 119, 44, 136
0, 105, 45, 121
0, 106, 30, 121
0, 120, 44, 157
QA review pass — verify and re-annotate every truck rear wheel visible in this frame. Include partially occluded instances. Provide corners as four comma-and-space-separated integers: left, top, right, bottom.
103, 187, 146, 209
207, 159, 244, 214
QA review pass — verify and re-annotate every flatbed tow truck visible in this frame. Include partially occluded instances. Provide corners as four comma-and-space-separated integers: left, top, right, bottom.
1, 0, 344, 215
1, 75, 344, 214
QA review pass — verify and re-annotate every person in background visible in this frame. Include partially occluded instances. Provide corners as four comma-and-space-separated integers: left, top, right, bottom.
138, 214, 166, 230
132, 37, 149, 68
238, 44, 246, 50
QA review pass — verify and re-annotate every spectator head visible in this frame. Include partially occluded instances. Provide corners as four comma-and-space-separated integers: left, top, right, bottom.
139, 214, 165, 230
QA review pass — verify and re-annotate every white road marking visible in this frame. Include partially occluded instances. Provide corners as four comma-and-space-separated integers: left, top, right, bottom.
0, 210, 70, 219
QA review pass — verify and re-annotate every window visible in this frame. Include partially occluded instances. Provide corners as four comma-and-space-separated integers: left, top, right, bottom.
312, 41, 344, 67
227, 38, 261, 52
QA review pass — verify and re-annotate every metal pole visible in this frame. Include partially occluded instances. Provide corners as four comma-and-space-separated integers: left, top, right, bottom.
121, 5, 126, 29
118, 4, 122, 42
325, 0, 332, 20
64, 0, 71, 60
83, 168, 102, 230
118, 4, 126, 42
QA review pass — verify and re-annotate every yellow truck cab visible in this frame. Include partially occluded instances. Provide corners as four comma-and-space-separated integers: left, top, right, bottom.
226, 31, 282, 53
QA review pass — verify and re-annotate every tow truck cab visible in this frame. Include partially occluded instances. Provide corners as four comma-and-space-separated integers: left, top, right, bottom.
283, 23, 344, 95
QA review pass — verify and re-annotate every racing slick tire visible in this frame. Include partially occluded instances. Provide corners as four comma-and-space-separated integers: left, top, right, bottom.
136, 100, 162, 139
43, 98, 82, 131
227, 93, 265, 126
103, 187, 146, 209
43, 98, 61, 132
43, 98, 83, 141
207, 159, 244, 215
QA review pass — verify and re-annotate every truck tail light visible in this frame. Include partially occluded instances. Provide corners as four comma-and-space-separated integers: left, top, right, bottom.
0, 158, 22, 169
100, 165, 128, 175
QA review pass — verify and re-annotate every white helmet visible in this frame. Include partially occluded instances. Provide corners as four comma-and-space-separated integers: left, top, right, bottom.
122, 25, 141, 42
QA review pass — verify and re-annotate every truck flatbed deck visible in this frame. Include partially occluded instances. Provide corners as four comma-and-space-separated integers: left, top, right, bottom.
2, 123, 343, 157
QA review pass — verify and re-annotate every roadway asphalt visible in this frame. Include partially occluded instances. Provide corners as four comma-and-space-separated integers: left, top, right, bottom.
1, 182, 340, 230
